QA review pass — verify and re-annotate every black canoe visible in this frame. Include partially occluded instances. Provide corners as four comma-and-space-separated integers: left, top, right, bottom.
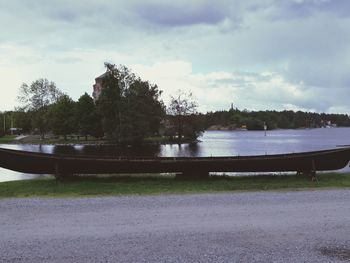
0, 147, 350, 176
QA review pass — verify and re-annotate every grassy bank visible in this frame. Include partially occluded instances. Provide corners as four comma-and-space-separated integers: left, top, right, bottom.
0, 135, 17, 143
1, 173, 350, 198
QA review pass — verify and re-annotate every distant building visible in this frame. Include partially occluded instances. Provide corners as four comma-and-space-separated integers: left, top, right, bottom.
92, 71, 108, 101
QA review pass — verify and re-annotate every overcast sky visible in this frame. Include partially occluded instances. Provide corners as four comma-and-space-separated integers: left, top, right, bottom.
1, 0, 349, 113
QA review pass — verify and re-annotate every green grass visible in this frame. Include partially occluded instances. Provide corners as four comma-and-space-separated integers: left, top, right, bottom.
0, 135, 16, 143
1, 173, 350, 199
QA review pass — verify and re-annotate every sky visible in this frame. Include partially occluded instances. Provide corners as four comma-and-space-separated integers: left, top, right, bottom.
0, 0, 349, 113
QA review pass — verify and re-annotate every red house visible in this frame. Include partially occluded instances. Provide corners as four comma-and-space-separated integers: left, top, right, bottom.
92, 71, 108, 101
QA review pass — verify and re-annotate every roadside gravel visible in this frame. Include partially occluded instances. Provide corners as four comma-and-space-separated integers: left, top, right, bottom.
0, 190, 349, 262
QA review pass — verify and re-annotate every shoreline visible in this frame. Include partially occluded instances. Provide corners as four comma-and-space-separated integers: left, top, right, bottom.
1, 127, 349, 145
0, 134, 200, 146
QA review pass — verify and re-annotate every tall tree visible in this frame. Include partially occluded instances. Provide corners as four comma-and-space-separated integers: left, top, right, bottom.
17, 78, 63, 138
123, 79, 165, 142
48, 95, 76, 140
12, 110, 33, 133
167, 90, 202, 142
97, 63, 164, 144
76, 93, 102, 140
17, 79, 63, 110
97, 64, 133, 141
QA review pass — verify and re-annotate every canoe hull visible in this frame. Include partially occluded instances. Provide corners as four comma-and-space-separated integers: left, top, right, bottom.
0, 147, 349, 175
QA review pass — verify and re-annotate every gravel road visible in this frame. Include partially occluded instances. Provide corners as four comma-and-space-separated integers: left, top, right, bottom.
0, 190, 350, 262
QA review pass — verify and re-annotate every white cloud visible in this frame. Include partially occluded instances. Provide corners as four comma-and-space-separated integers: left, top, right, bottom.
282, 103, 315, 112
327, 105, 350, 114
0, 0, 349, 114
131, 60, 323, 112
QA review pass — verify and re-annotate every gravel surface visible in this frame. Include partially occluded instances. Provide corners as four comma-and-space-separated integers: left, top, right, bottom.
0, 190, 350, 262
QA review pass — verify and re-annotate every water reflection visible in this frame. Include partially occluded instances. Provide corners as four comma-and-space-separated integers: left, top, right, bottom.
160, 143, 201, 157
1, 128, 350, 182
52, 144, 161, 157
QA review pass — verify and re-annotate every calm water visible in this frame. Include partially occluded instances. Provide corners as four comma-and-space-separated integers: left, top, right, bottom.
1, 128, 350, 182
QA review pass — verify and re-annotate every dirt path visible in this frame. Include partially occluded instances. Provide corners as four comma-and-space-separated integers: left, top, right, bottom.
0, 190, 349, 262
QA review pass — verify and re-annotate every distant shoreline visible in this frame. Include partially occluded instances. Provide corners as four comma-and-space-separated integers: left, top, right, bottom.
206, 125, 343, 131
206, 125, 248, 131
0, 127, 347, 145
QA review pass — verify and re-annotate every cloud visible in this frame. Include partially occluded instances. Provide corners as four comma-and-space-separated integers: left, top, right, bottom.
133, 2, 225, 27
131, 60, 331, 113
0, 0, 349, 114
274, 0, 350, 19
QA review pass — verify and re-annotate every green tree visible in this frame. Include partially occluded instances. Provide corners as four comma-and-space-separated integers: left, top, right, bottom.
17, 78, 63, 138
48, 95, 76, 140
0, 112, 11, 135
97, 63, 164, 144
167, 90, 203, 142
12, 110, 32, 133
201, 107, 350, 130
122, 79, 165, 143
98, 64, 133, 142
76, 93, 103, 140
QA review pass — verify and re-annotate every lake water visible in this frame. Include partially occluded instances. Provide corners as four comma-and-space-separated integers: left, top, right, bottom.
1, 128, 350, 182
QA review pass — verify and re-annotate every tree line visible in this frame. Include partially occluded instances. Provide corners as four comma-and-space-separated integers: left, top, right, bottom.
204, 108, 350, 130
1, 63, 203, 143
1, 63, 349, 142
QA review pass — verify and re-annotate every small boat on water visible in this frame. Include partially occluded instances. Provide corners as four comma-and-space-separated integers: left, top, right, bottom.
0, 147, 350, 179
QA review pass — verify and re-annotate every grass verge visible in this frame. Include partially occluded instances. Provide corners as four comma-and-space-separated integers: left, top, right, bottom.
0, 135, 17, 143
0, 173, 350, 199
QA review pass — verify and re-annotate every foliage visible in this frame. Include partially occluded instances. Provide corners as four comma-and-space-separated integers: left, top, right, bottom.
76, 93, 103, 139
17, 79, 64, 138
167, 90, 203, 142
205, 108, 350, 130
32, 106, 51, 138
12, 110, 32, 133
97, 63, 165, 144
122, 79, 165, 142
48, 95, 76, 140
0, 112, 9, 134
17, 79, 63, 111
8, 66, 350, 142
0, 111, 25, 135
